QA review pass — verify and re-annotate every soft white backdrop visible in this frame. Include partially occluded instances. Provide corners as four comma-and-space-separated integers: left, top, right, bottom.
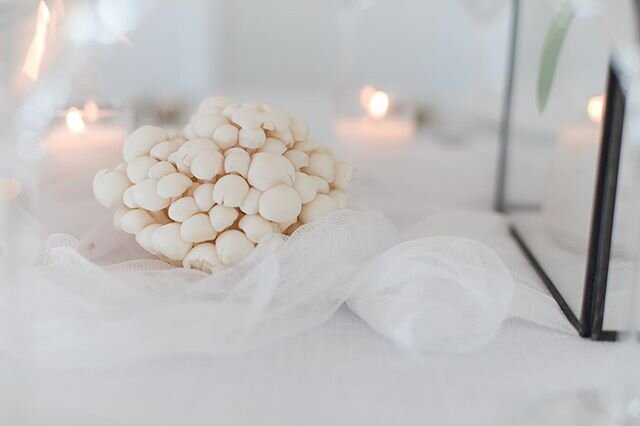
79, 0, 638, 134
83, 0, 510, 123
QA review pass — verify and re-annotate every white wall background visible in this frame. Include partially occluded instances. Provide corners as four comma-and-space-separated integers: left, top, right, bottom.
217, 0, 510, 121
63, 0, 638, 128
75, 0, 510, 122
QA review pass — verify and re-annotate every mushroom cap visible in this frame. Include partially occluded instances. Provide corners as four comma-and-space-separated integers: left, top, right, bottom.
150, 140, 181, 161
266, 129, 294, 146
239, 215, 278, 243
238, 128, 267, 149
168, 196, 199, 222
240, 187, 261, 215
212, 174, 249, 207
182, 243, 221, 273
292, 172, 317, 204
231, 107, 263, 129
209, 205, 239, 232
284, 150, 309, 169
247, 152, 296, 191
148, 161, 177, 179
180, 213, 217, 243
120, 209, 154, 235
136, 223, 161, 255
133, 179, 171, 212
213, 124, 239, 150
190, 150, 224, 181
192, 113, 229, 138
174, 138, 219, 161
193, 183, 215, 211
224, 147, 251, 178
259, 138, 287, 155
157, 173, 193, 199
93, 168, 131, 208
127, 156, 158, 184
151, 223, 193, 261
122, 185, 138, 208
303, 152, 335, 183
123, 125, 168, 162
222, 103, 240, 119
215, 229, 255, 265
258, 184, 302, 224
300, 194, 338, 224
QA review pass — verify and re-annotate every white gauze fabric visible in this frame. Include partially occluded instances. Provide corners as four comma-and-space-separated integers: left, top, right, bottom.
1, 208, 514, 368
348, 238, 513, 353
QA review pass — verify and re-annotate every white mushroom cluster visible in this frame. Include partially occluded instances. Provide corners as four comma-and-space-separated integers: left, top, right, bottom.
93, 96, 353, 273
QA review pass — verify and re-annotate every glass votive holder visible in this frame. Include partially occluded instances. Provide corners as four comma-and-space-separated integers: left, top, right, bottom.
40, 100, 133, 184
334, 84, 417, 152
36, 100, 134, 236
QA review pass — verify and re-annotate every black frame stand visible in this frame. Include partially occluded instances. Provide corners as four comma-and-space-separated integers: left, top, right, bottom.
495, 0, 627, 341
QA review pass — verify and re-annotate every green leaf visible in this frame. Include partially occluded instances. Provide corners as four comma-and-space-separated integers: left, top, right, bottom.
537, 0, 576, 113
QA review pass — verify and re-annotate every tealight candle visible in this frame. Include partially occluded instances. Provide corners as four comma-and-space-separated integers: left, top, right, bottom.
42, 100, 129, 184
334, 86, 415, 149
37, 100, 130, 236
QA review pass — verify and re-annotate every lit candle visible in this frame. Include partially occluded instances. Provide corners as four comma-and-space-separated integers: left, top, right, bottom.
42, 100, 128, 183
334, 86, 415, 149
37, 101, 129, 236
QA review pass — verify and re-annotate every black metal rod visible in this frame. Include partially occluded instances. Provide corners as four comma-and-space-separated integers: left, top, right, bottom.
494, 0, 520, 212
581, 64, 626, 339
510, 227, 583, 335
633, 0, 640, 42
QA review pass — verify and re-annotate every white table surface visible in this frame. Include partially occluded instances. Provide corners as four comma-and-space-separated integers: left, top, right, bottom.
1, 314, 620, 426
0, 97, 631, 426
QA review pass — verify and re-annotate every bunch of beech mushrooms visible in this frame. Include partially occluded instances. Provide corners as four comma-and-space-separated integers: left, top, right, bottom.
93, 97, 353, 273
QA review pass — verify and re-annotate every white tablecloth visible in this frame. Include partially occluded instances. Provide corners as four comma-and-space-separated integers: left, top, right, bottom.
0, 313, 619, 426
0, 106, 628, 426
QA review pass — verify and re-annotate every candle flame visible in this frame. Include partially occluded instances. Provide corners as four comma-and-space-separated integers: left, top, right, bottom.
0, 179, 22, 202
66, 107, 87, 133
367, 91, 390, 120
22, 1, 51, 82
588, 95, 604, 125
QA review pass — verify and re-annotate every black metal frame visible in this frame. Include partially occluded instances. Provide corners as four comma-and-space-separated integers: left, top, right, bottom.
495, 0, 627, 340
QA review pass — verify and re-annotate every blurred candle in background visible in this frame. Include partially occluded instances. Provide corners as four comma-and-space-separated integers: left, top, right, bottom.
43, 100, 129, 183
334, 85, 416, 149
36, 100, 132, 235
